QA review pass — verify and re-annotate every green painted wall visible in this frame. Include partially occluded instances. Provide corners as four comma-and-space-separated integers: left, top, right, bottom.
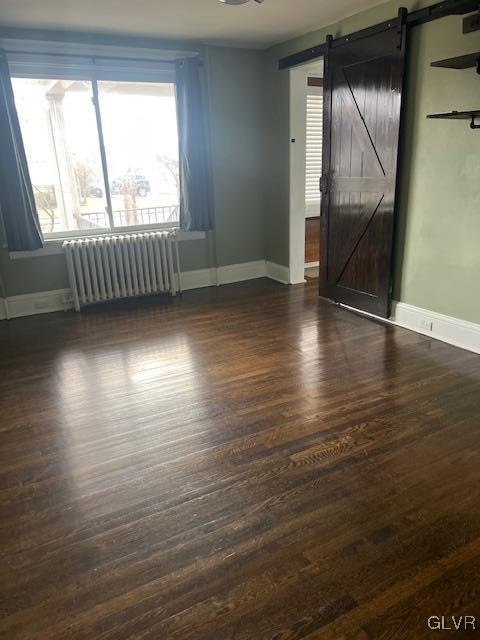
0, 31, 266, 296
263, 0, 480, 323
0, 247, 68, 296
394, 17, 480, 323
206, 46, 267, 267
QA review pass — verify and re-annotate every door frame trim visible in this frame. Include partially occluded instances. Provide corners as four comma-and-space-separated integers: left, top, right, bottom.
288, 60, 324, 284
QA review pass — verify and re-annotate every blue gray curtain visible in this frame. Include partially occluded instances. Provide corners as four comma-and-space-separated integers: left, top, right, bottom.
0, 50, 43, 251
175, 58, 214, 232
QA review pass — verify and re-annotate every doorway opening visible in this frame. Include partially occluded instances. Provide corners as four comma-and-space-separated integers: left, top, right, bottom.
289, 59, 324, 285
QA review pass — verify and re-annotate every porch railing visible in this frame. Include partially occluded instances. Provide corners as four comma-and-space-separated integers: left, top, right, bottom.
78, 204, 180, 230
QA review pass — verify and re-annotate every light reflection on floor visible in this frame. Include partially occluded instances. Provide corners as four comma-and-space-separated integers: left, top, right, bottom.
54, 334, 206, 501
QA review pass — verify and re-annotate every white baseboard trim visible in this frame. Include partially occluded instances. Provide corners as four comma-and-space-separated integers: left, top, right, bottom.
181, 261, 267, 290
182, 261, 289, 289
1, 260, 291, 320
217, 260, 266, 285
3, 275, 477, 354
341, 300, 480, 355
391, 301, 480, 355
4, 289, 73, 319
266, 261, 290, 284
180, 267, 217, 291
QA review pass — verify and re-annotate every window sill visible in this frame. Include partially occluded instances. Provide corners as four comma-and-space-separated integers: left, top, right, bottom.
8, 230, 206, 260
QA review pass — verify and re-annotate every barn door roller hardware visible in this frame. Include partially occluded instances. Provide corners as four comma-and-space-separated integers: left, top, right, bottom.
278, 0, 480, 70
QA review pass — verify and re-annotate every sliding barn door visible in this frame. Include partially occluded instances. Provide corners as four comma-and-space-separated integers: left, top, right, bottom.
319, 14, 407, 318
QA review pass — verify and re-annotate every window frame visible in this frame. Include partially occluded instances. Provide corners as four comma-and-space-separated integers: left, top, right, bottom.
10, 56, 181, 240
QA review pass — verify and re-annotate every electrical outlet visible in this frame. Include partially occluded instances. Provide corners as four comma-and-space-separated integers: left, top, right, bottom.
419, 318, 433, 332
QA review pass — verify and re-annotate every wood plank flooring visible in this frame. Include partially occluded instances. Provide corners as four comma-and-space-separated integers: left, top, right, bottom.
1, 279, 479, 639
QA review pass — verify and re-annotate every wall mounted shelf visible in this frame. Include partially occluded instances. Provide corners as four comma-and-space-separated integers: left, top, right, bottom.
431, 51, 480, 73
427, 109, 480, 129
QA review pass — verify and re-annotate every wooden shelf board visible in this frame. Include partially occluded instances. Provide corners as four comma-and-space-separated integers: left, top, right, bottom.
431, 51, 480, 69
427, 110, 480, 120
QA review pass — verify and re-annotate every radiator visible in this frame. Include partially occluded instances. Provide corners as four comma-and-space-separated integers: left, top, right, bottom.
63, 232, 181, 312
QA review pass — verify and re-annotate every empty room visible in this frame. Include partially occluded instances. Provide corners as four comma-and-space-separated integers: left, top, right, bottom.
0, 0, 479, 638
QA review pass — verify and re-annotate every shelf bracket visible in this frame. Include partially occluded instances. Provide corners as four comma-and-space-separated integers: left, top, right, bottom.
470, 115, 480, 129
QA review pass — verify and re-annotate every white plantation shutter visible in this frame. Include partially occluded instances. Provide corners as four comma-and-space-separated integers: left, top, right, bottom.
305, 83, 323, 216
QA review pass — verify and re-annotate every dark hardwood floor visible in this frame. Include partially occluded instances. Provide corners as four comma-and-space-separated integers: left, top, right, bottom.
1, 279, 479, 640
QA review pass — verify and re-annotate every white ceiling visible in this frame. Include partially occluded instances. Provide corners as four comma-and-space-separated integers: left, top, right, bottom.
0, 0, 388, 49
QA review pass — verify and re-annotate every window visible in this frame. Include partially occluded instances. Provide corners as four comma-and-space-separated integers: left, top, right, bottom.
12, 77, 180, 237
305, 77, 323, 216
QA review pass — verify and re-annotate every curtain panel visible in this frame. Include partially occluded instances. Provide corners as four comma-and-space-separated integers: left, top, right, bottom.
0, 51, 44, 251
175, 59, 214, 232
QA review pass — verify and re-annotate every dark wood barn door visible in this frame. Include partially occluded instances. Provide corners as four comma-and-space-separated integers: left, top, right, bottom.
319, 15, 407, 318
